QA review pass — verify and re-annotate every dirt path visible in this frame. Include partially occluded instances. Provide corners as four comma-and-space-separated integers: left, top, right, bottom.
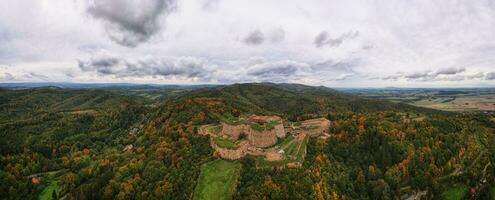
27, 169, 67, 178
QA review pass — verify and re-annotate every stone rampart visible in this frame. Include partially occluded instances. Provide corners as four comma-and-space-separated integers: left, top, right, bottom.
211, 139, 249, 160
220, 123, 247, 140
247, 128, 278, 147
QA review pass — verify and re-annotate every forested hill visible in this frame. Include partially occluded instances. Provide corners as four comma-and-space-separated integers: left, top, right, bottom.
155, 83, 446, 124
0, 87, 147, 122
1, 83, 494, 199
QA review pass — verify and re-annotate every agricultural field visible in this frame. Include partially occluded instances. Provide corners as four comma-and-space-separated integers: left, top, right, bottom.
342, 88, 495, 112
193, 159, 241, 200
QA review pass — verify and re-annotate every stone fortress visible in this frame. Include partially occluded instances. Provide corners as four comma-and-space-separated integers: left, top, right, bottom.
199, 114, 331, 166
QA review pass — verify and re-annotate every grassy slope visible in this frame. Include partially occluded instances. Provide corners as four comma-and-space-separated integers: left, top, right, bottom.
193, 159, 241, 200
215, 137, 239, 149
440, 184, 467, 200
39, 180, 59, 200
256, 135, 309, 167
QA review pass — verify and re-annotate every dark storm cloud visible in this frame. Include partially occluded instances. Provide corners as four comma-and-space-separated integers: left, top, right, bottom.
87, 0, 177, 47
78, 52, 211, 79
314, 30, 359, 48
243, 30, 264, 45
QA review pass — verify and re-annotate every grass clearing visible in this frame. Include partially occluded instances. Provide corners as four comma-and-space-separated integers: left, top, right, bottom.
440, 184, 467, 200
489, 185, 495, 199
208, 126, 221, 134
215, 137, 239, 149
277, 135, 294, 148
222, 113, 244, 125
250, 123, 264, 131
39, 180, 59, 200
296, 136, 309, 162
193, 159, 241, 200
265, 120, 279, 130
256, 156, 289, 167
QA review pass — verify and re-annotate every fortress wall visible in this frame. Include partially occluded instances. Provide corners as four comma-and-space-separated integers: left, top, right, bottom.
274, 124, 286, 138
211, 139, 249, 160
220, 123, 246, 140
247, 129, 278, 148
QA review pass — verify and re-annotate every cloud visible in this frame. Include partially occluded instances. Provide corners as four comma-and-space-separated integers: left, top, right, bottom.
0, 72, 14, 81
202, 0, 220, 11
328, 73, 353, 81
269, 28, 285, 43
246, 60, 309, 78
404, 67, 466, 81
466, 72, 484, 80
404, 71, 430, 80
314, 30, 359, 48
86, 0, 177, 47
486, 72, 495, 80
243, 30, 264, 45
381, 75, 402, 81
432, 67, 465, 76
78, 51, 211, 80
311, 59, 356, 73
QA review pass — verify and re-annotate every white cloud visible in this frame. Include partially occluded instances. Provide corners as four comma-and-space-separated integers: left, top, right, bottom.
0, 0, 495, 87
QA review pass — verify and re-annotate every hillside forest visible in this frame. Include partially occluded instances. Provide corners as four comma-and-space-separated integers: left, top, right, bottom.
1, 83, 494, 199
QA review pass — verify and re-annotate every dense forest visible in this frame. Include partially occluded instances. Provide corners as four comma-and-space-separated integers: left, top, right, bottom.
1, 83, 494, 199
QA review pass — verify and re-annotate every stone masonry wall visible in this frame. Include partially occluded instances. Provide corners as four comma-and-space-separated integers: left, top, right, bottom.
211, 139, 249, 160
220, 123, 247, 140
247, 128, 278, 148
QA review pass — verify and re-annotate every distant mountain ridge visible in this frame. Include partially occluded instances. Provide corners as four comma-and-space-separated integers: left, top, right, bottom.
153, 83, 445, 127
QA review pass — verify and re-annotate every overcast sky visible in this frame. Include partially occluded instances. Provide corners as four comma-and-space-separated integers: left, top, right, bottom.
1, 0, 495, 87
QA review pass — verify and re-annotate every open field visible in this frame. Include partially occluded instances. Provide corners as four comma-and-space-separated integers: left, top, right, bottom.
341, 88, 495, 112
440, 184, 467, 200
490, 185, 495, 199
193, 159, 241, 200
39, 180, 59, 200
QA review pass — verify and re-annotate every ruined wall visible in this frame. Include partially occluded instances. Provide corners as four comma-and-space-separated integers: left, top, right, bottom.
248, 115, 282, 123
273, 123, 286, 138
247, 129, 278, 148
211, 139, 249, 160
220, 123, 246, 140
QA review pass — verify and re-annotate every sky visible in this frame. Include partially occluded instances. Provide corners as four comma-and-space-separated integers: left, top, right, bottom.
0, 0, 495, 87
